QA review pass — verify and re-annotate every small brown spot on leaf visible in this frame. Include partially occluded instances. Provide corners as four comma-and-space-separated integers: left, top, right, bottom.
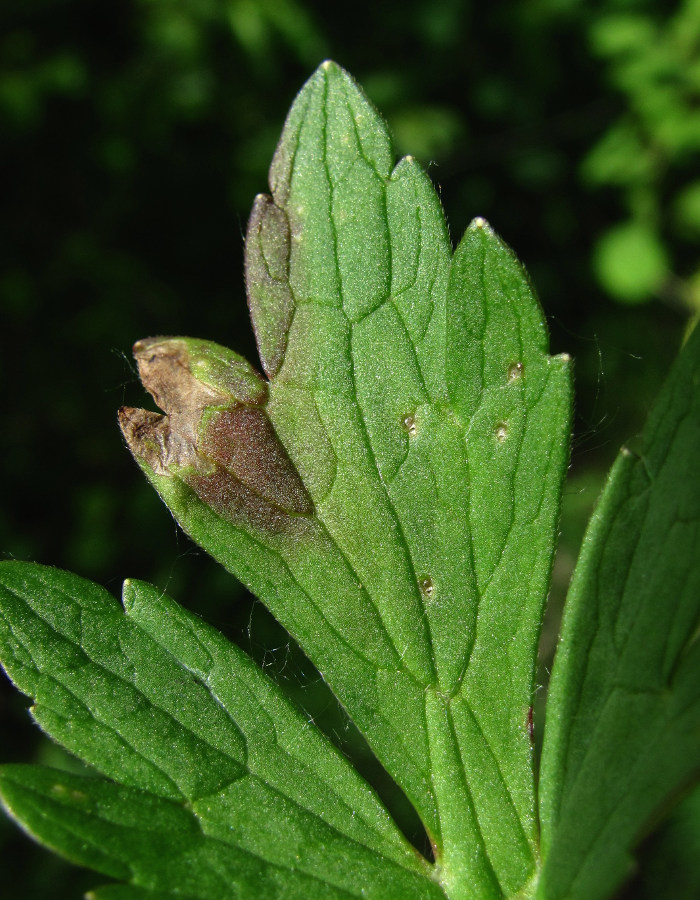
420, 577, 434, 598
495, 422, 509, 443
507, 362, 524, 382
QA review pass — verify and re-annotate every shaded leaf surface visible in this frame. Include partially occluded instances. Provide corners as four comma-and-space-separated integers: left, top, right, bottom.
538, 323, 700, 900
0, 564, 439, 899
120, 62, 572, 897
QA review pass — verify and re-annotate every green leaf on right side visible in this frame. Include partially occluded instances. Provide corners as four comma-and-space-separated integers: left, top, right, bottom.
538, 322, 700, 900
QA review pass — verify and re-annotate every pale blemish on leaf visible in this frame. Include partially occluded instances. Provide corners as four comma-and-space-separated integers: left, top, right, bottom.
507, 362, 524, 382
402, 413, 418, 436
495, 422, 509, 443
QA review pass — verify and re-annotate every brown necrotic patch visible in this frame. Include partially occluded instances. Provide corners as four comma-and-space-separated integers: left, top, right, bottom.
201, 406, 313, 516
119, 407, 175, 475
133, 338, 228, 420
120, 338, 226, 476
187, 468, 313, 536
120, 335, 314, 533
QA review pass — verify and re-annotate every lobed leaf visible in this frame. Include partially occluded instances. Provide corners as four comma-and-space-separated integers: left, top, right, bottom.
538, 323, 700, 899
120, 61, 572, 897
0, 563, 440, 899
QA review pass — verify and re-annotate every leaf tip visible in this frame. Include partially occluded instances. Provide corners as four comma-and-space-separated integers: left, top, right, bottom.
468, 216, 493, 233
121, 578, 137, 613
392, 154, 420, 178
118, 405, 171, 476
549, 352, 574, 380
318, 59, 352, 83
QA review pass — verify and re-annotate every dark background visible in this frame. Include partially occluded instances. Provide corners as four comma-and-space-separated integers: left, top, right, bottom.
1, 0, 699, 897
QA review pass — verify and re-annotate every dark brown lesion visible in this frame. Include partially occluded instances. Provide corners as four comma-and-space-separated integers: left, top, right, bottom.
188, 468, 311, 535
119, 336, 314, 531
201, 407, 313, 515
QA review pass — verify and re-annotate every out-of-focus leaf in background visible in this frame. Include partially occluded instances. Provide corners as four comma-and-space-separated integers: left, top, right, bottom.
583, 0, 700, 311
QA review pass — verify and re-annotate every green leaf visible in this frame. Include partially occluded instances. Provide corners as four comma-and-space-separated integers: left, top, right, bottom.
0, 765, 365, 900
538, 322, 700, 900
120, 60, 572, 897
0, 563, 440, 899
87, 888, 186, 900
674, 180, 700, 236
87, 887, 184, 900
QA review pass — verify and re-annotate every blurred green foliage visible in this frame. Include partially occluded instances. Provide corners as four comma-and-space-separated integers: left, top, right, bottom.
1, 0, 698, 897
584, 0, 700, 307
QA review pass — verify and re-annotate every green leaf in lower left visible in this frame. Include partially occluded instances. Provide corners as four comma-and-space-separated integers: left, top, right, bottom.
0, 562, 442, 899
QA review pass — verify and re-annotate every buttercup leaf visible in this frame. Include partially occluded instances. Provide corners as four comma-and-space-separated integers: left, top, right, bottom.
538, 322, 700, 900
2, 62, 577, 899
0, 565, 440, 899
119, 61, 572, 897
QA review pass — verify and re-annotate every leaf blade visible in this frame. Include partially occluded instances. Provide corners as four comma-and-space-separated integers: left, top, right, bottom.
120, 62, 573, 897
0, 563, 442, 898
425, 220, 571, 897
538, 323, 700, 899
0, 765, 360, 900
